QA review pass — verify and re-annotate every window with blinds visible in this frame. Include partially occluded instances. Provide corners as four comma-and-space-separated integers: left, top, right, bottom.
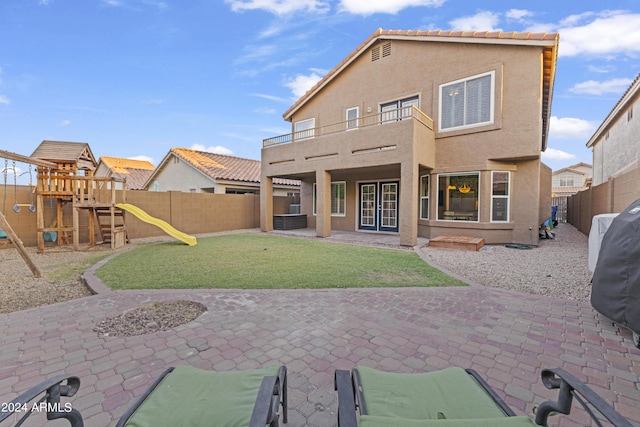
439, 71, 494, 131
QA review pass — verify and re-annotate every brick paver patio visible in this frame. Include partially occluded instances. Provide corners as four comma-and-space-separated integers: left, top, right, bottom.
1, 246, 639, 426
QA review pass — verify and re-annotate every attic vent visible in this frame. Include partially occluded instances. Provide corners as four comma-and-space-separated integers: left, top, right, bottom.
371, 46, 380, 62
382, 42, 391, 57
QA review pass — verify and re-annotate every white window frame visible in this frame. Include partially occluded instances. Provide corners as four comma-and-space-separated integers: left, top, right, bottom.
490, 171, 510, 223
419, 175, 429, 220
346, 107, 359, 130
438, 71, 495, 132
313, 181, 346, 217
294, 118, 315, 141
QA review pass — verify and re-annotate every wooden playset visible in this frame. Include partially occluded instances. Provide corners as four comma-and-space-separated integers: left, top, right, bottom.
1, 142, 127, 272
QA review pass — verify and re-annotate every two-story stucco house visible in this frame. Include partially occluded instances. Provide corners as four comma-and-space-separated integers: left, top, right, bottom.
261, 29, 559, 246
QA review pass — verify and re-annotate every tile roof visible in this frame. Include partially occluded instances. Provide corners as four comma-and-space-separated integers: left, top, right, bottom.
98, 156, 156, 190
171, 148, 299, 187
282, 28, 559, 150
31, 140, 97, 170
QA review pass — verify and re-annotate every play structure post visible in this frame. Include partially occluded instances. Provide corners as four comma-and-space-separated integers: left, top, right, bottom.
0, 210, 42, 277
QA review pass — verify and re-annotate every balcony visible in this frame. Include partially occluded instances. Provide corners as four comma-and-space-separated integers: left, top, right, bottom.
263, 106, 433, 147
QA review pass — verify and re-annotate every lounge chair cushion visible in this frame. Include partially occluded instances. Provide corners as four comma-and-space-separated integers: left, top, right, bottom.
357, 366, 509, 420
359, 415, 536, 426
123, 364, 280, 427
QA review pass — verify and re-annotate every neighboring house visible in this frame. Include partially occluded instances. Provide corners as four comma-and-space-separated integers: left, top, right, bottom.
551, 162, 592, 197
586, 72, 640, 186
95, 156, 155, 190
261, 29, 559, 246
551, 162, 592, 223
145, 148, 299, 196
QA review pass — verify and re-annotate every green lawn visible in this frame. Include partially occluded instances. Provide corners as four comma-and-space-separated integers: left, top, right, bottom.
96, 233, 467, 290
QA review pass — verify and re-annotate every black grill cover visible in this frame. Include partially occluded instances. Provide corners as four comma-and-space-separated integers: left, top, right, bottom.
591, 198, 640, 334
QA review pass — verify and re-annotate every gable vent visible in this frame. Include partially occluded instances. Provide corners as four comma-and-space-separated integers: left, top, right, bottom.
371, 46, 380, 62
382, 42, 391, 57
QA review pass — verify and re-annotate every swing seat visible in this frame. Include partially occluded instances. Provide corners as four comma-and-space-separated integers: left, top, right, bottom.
43, 231, 57, 243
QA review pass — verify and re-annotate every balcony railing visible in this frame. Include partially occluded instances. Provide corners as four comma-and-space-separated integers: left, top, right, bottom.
263, 106, 433, 147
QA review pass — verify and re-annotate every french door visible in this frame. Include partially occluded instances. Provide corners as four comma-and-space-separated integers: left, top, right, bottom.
359, 181, 399, 232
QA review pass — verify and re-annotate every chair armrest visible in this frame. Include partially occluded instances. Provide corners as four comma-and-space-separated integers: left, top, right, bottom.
534, 368, 633, 427
248, 376, 280, 427
0, 374, 83, 426
335, 370, 358, 427
465, 369, 516, 416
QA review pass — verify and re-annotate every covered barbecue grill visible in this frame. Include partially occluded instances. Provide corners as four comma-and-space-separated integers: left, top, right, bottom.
591, 198, 640, 348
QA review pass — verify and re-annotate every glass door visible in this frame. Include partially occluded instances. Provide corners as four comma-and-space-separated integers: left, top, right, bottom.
358, 182, 399, 232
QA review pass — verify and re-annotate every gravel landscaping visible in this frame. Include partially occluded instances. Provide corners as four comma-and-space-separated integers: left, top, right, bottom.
421, 222, 593, 301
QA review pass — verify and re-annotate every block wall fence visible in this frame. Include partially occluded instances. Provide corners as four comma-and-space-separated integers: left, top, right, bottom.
0, 187, 295, 247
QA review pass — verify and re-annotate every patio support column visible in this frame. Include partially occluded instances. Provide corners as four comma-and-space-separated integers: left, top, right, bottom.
400, 160, 418, 246
260, 175, 273, 232
316, 169, 331, 238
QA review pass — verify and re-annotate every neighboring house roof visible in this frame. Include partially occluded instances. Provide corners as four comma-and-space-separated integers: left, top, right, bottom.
98, 156, 155, 190
552, 186, 588, 197
283, 28, 559, 151
586, 72, 640, 148
31, 140, 97, 171
149, 148, 300, 188
552, 164, 592, 177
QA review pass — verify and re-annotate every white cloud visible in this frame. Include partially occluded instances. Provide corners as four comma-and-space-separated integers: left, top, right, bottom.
542, 148, 577, 161
549, 116, 596, 139
505, 9, 533, 21
449, 11, 501, 31
60, 120, 71, 126
190, 144, 234, 156
284, 71, 324, 98
253, 107, 277, 114
588, 65, 615, 74
0, 95, 10, 105
252, 93, 289, 103
569, 78, 633, 95
38, 0, 51, 5
558, 11, 640, 57
226, 0, 330, 16
338, 0, 444, 15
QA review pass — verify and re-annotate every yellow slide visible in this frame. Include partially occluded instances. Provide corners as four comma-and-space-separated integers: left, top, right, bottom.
116, 203, 197, 246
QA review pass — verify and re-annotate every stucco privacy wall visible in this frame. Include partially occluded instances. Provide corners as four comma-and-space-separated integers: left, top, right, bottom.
567, 165, 640, 235
0, 186, 294, 247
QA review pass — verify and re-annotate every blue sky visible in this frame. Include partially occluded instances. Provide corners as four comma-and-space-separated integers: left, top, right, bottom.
2, 0, 640, 183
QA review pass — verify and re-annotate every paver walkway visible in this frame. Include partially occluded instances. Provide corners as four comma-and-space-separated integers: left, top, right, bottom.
0, 235, 639, 426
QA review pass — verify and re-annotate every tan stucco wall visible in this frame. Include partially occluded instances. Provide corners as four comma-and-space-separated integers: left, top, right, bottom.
262, 38, 550, 245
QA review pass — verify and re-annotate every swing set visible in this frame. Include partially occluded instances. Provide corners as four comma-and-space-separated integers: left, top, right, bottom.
0, 150, 59, 277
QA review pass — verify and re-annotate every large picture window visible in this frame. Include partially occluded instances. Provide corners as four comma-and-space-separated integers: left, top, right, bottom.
419, 175, 429, 220
439, 71, 494, 131
437, 173, 479, 221
491, 171, 509, 222
313, 181, 346, 216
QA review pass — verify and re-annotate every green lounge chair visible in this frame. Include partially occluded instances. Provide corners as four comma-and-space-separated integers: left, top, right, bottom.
1, 365, 287, 427
117, 364, 287, 427
334, 366, 632, 427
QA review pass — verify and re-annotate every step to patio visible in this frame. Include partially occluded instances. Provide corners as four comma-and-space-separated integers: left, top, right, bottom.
429, 235, 484, 251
